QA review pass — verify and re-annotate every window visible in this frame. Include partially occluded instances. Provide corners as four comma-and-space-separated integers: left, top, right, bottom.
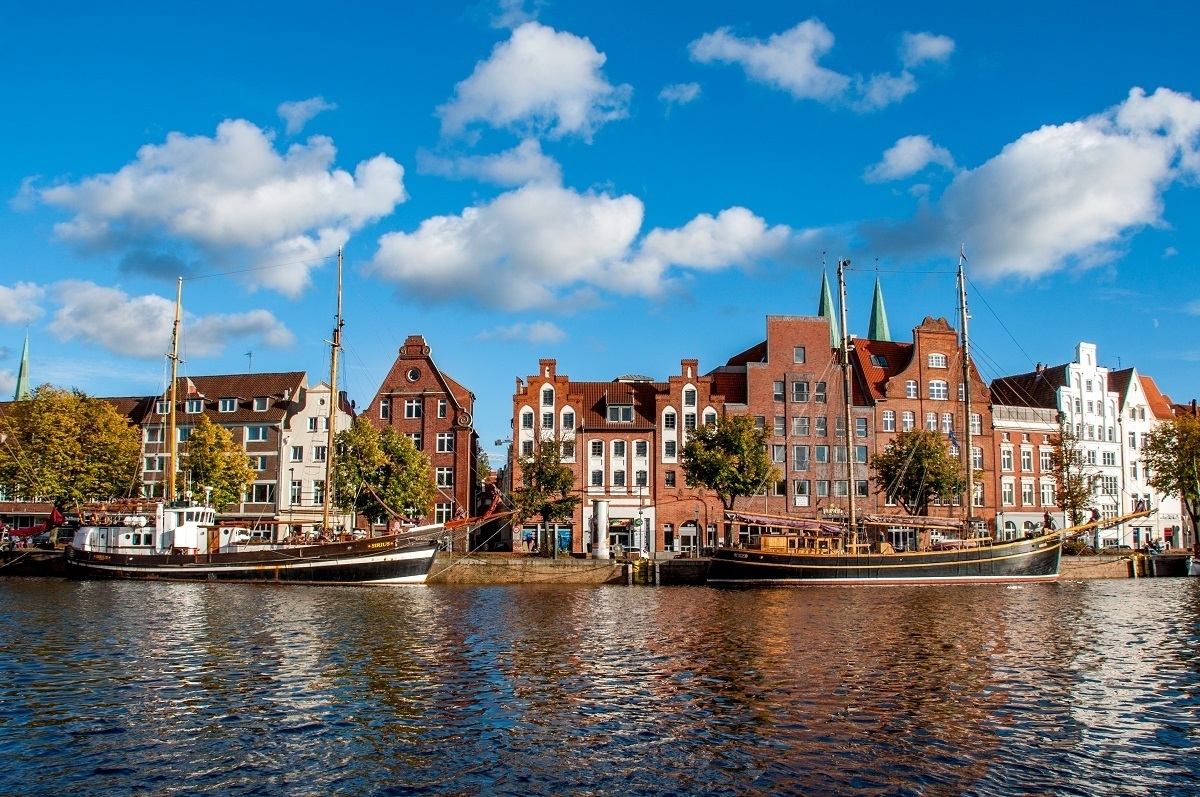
905, 380, 918, 399
1002, 482, 1015, 505
438, 400, 448, 419
185, 399, 202, 414
834, 445, 847, 463
313, 446, 327, 463
290, 480, 303, 505
522, 411, 534, 429
563, 442, 576, 459
380, 398, 391, 420
613, 441, 626, 458
1021, 449, 1033, 471
815, 445, 829, 463
970, 414, 982, 435
928, 353, 947, 368
665, 471, 676, 487
1001, 449, 1013, 471
591, 441, 603, 457
856, 480, 869, 498
251, 455, 268, 471
1087, 400, 1094, 413
704, 411, 718, 426
250, 483, 276, 504
563, 411, 575, 430
290, 446, 304, 462
773, 480, 787, 497
771, 416, 784, 436
794, 346, 806, 364
436, 467, 454, 487
407, 433, 423, 451
833, 481, 848, 497
815, 417, 827, 437
972, 447, 983, 470
1101, 476, 1118, 496
793, 480, 810, 507
882, 411, 895, 432
521, 440, 534, 456
178, 427, 191, 443
773, 381, 785, 402
591, 470, 603, 486
144, 456, 164, 472
792, 381, 810, 402
613, 470, 626, 487
684, 389, 697, 407
435, 504, 452, 524
772, 444, 785, 463
253, 397, 269, 412
405, 399, 422, 419
146, 427, 164, 443
684, 413, 697, 430
870, 354, 888, 367
635, 470, 648, 487
156, 400, 169, 415
815, 382, 827, 403
856, 418, 867, 438
754, 416, 766, 430
959, 383, 966, 401
247, 426, 267, 442
663, 412, 677, 430
1128, 432, 1137, 449
1041, 483, 1056, 506
312, 481, 325, 506
635, 441, 648, 458
941, 413, 953, 434
855, 445, 868, 463
793, 417, 810, 436
929, 381, 949, 400
1022, 482, 1035, 506
1086, 379, 1093, 392
308, 417, 319, 432
835, 418, 845, 438
1085, 450, 1097, 465
1102, 451, 1116, 466
607, 405, 634, 423
542, 412, 554, 429
816, 480, 829, 497
542, 388, 554, 406
926, 412, 937, 431
902, 412, 915, 431
437, 433, 455, 453
1040, 451, 1051, 471
792, 445, 810, 471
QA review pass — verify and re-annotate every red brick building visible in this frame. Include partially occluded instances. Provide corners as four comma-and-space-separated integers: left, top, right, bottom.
363, 335, 480, 542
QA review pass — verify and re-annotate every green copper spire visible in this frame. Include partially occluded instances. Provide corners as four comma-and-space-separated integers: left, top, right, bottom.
867, 275, 891, 341
13, 329, 29, 401
817, 270, 839, 347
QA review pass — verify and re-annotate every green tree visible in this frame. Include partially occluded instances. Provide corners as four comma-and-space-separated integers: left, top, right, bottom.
871, 429, 967, 516
477, 450, 492, 488
511, 439, 579, 556
0, 384, 141, 507
179, 414, 256, 510
682, 414, 781, 544
1048, 423, 1096, 528
331, 417, 437, 525
1141, 414, 1200, 550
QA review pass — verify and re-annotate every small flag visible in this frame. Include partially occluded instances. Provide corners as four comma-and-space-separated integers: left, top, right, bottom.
948, 429, 960, 447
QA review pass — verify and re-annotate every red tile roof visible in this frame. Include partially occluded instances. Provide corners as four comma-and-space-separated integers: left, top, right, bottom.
575, 380, 664, 429
724, 340, 767, 367
851, 339, 913, 402
1140, 375, 1175, 420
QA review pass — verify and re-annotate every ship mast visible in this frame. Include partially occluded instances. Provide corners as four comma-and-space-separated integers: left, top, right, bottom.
957, 249, 974, 532
837, 258, 857, 547
166, 276, 183, 503
321, 248, 344, 533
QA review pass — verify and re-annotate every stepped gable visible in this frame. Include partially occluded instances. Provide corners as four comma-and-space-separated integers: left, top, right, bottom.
1140, 375, 1175, 419
852, 339, 913, 402
990, 363, 1070, 409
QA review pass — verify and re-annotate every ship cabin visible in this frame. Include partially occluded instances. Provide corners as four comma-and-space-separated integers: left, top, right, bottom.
69, 503, 249, 555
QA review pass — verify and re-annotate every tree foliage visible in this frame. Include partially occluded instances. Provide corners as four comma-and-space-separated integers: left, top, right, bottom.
179, 414, 256, 511
1048, 423, 1096, 526
682, 414, 780, 511
331, 417, 438, 524
511, 439, 579, 526
1141, 414, 1200, 545
871, 429, 967, 516
0, 384, 141, 507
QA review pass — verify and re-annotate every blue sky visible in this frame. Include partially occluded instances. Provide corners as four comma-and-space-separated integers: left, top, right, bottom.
2, 1, 1199, 460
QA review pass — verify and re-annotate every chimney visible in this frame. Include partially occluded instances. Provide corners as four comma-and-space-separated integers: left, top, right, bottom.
1035, 363, 1043, 373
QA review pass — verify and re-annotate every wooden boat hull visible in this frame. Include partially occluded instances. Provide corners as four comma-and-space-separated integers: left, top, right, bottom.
707, 533, 1061, 585
65, 535, 439, 585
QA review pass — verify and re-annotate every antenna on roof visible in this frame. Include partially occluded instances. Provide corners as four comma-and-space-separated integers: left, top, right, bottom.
245, 351, 253, 373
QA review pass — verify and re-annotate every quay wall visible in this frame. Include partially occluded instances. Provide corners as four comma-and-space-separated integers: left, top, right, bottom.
428, 553, 629, 585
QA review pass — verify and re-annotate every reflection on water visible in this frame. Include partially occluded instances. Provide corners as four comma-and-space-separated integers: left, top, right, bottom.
0, 579, 1197, 795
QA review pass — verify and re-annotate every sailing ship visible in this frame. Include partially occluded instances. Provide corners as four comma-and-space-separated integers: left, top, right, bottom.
65, 251, 443, 585
707, 255, 1153, 585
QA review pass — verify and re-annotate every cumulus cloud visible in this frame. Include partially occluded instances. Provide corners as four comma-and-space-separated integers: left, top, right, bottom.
368, 185, 794, 310
437, 22, 631, 140
900, 32, 955, 69
0, 282, 45, 324
491, 0, 543, 29
476, 320, 566, 344
862, 87, 1200, 279
690, 20, 950, 112
865, 135, 956, 182
47, 281, 294, 358
277, 96, 338, 135
659, 82, 701, 107
38, 119, 406, 297
418, 138, 562, 186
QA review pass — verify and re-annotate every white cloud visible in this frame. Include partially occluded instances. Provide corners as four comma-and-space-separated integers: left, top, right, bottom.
900, 32, 955, 69
277, 96, 338, 135
417, 138, 562, 186
491, 0, 542, 29
476, 321, 565, 344
865, 135, 956, 182
1164, 246, 1178, 257
659, 82, 701, 107
39, 119, 406, 297
437, 22, 631, 140
853, 71, 918, 112
863, 87, 1200, 279
0, 282, 45, 324
47, 280, 294, 358
368, 185, 793, 310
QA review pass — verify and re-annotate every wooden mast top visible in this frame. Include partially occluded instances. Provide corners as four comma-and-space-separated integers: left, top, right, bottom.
321, 249, 343, 533
166, 276, 183, 502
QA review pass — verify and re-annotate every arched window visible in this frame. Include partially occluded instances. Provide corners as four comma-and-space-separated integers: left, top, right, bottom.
928, 353, 947, 368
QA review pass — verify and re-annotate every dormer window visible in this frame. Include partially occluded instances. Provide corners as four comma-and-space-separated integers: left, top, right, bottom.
870, 354, 888, 367
155, 400, 169, 415
253, 397, 269, 412
607, 405, 634, 423
928, 353, 947, 368
186, 399, 203, 414
218, 398, 236, 413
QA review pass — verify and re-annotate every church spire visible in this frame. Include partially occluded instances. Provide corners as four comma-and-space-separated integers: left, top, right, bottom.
817, 269, 839, 347
867, 274, 891, 341
13, 329, 29, 401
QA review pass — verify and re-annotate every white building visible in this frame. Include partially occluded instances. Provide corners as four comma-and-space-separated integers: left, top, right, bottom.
1112, 369, 1185, 549
278, 380, 355, 539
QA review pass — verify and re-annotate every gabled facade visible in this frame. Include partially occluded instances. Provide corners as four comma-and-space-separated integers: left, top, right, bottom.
279, 380, 355, 537
364, 335, 480, 543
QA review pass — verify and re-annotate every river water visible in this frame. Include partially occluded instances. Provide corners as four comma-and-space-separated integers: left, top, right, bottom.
0, 577, 1197, 796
